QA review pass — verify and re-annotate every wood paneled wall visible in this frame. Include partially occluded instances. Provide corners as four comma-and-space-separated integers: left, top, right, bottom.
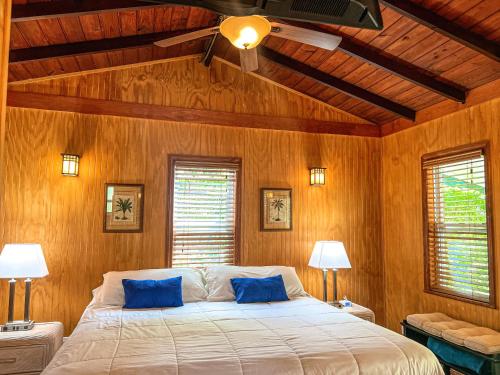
1, 58, 383, 335
7, 56, 370, 126
0, 0, 11, 227
382, 98, 500, 332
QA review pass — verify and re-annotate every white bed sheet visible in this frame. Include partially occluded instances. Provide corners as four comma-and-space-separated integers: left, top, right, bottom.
43, 297, 443, 374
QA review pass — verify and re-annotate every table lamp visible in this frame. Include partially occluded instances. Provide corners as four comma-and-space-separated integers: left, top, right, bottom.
0, 244, 49, 332
309, 241, 351, 307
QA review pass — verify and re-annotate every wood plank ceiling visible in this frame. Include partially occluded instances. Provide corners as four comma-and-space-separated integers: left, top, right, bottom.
6, 0, 500, 128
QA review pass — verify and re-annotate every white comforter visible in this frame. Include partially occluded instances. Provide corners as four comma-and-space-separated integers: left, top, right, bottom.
44, 297, 443, 374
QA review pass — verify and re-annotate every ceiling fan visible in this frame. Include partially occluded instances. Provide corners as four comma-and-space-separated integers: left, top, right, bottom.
154, 15, 343, 73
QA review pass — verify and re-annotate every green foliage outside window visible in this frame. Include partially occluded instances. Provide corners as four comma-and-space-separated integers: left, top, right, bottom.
438, 165, 489, 299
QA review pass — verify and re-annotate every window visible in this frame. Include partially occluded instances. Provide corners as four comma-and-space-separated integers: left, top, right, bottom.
422, 142, 495, 307
168, 155, 241, 268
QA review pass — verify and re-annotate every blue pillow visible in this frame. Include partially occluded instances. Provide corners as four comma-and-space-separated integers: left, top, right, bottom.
122, 276, 183, 309
230, 275, 289, 304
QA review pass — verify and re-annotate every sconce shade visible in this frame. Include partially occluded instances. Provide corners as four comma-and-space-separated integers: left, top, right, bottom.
62, 154, 79, 176
0, 244, 49, 279
309, 241, 351, 270
310, 168, 326, 185
220, 16, 271, 50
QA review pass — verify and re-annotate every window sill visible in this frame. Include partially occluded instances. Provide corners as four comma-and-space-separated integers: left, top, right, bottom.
424, 288, 497, 309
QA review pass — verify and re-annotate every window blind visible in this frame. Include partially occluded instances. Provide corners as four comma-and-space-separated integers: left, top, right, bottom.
422, 145, 494, 305
171, 159, 239, 268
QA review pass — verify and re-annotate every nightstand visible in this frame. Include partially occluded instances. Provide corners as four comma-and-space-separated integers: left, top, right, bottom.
337, 303, 376, 323
0, 322, 63, 375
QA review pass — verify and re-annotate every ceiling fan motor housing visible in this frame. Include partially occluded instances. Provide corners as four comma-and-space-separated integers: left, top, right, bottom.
151, 0, 384, 30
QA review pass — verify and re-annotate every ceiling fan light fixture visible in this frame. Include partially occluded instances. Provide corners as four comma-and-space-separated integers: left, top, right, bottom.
220, 16, 271, 49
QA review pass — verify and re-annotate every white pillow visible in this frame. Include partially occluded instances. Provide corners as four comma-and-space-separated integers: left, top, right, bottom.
205, 265, 306, 301
89, 286, 103, 306
98, 268, 208, 306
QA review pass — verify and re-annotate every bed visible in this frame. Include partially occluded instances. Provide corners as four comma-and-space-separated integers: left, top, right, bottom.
43, 297, 443, 374
43, 266, 444, 374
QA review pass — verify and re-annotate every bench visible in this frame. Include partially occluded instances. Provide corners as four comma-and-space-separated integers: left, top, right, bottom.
401, 320, 500, 375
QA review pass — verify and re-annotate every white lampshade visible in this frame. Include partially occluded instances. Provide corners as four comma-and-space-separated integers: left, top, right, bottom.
309, 241, 351, 270
0, 244, 49, 279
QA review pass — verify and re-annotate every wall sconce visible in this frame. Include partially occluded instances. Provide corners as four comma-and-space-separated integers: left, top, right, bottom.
310, 168, 326, 186
61, 154, 80, 176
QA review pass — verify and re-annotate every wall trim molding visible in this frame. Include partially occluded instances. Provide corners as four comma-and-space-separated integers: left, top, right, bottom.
7, 90, 381, 137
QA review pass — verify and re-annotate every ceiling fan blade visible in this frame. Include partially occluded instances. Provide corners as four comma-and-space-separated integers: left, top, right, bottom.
269, 22, 342, 50
239, 48, 259, 73
154, 27, 220, 48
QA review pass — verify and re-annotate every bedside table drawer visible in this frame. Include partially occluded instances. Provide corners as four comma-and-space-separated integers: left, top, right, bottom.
0, 345, 46, 374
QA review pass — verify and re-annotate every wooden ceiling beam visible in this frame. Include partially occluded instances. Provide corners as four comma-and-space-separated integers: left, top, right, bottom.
9, 28, 208, 63
6, 90, 381, 137
380, 0, 500, 62
281, 21, 467, 103
11, 0, 166, 22
257, 46, 416, 121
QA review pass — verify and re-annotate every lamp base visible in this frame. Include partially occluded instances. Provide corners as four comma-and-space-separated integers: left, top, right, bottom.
1, 320, 34, 332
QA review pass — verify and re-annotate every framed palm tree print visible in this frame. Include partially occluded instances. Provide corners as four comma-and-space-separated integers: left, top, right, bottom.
260, 188, 292, 231
104, 183, 144, 232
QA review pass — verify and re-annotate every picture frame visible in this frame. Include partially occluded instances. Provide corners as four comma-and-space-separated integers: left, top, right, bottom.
104, 183, 144, 233
260, 188, 292, 231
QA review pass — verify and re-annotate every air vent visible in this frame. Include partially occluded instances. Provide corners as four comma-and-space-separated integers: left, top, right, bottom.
290, 0, 350, 17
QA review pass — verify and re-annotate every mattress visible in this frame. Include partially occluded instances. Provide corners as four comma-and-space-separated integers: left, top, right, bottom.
43, 297, 443, 374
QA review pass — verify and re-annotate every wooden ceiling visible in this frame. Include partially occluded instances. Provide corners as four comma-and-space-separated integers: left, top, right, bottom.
6, 0, 500, 130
